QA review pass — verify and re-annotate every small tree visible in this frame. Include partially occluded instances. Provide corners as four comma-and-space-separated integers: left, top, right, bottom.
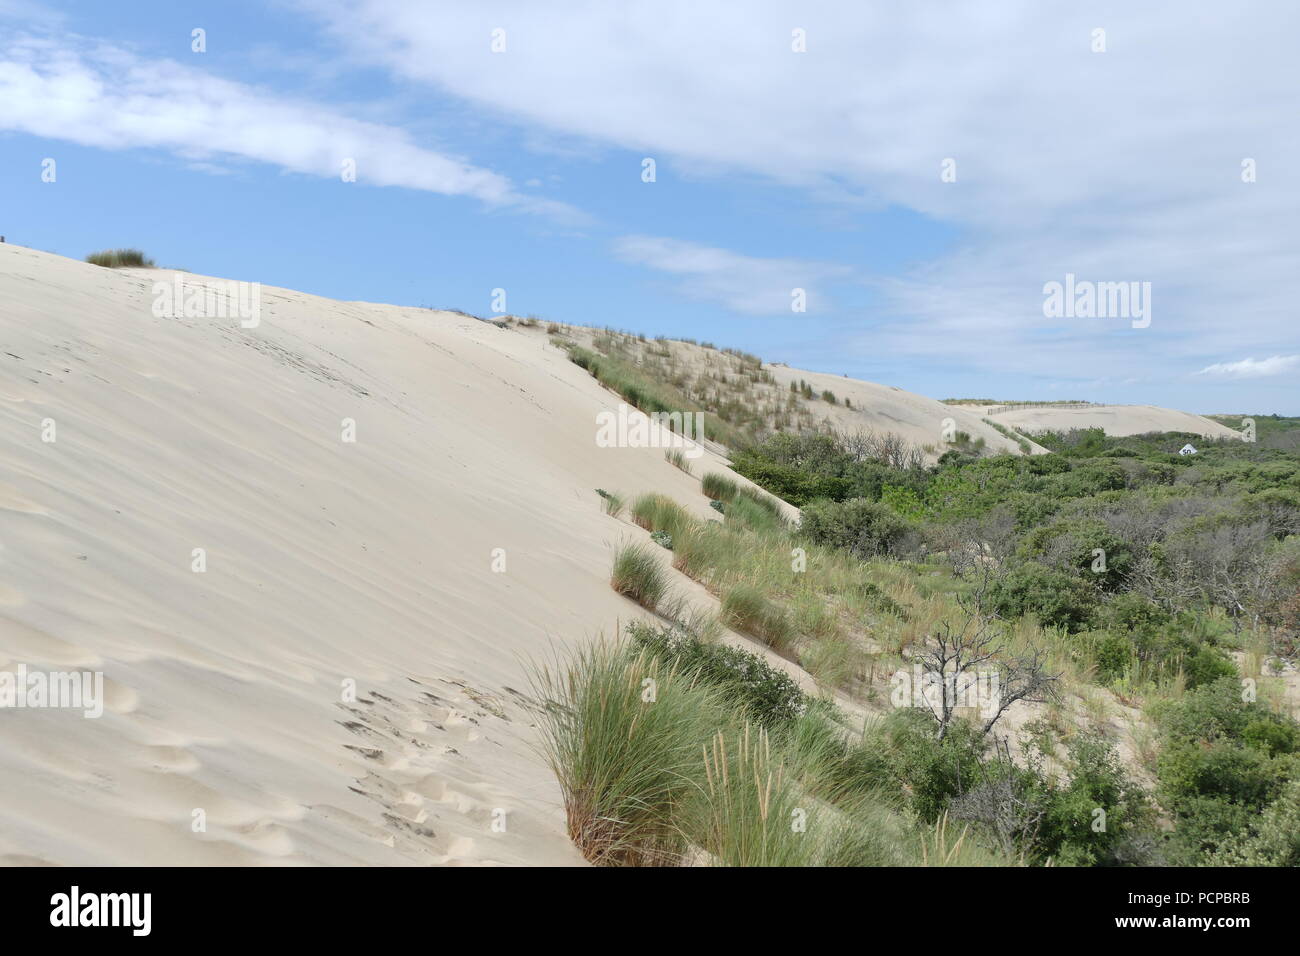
914, 575, 1061, 741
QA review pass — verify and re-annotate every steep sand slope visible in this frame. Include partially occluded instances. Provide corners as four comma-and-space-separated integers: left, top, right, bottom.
0, 245, 1226, 866
980, 404, 1242, 440
0, 244, 753, 865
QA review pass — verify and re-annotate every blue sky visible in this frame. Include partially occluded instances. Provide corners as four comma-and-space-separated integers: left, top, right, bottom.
2, 0, 1296, 414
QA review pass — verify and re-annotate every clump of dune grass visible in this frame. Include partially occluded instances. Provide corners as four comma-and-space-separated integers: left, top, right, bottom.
629, 492, 692, 539
595, 488, 625, 518
737, 484, 781, 516
664, 448, 692, 474
724, 492, 783, 533
610, 541, 669, 610
690, 718, 944, 866
722, 583, 795, 653
702, 472, 739, 501
527, 642, 726, 864
701, 472, 782, 529
528, 634, 1015, 867
800, 636, 869, 692
527, 640, 821, 866
691, 726, 812, 865
86, 249, 155, 268
669, 520, 729, 578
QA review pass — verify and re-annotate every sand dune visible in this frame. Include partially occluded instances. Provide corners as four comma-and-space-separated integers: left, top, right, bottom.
766, 367, 1049, 456
0, 245, 1224, 865
978, 403, 1241, 441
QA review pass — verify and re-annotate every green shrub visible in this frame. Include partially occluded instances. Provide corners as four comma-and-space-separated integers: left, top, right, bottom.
799, 497, 910, 559
1182, 643, 1238, 688
986, 563, 1098, 631
1017, 517, 1133, 588
1090, 630, 1137, 683
628, 621, 806, 726
1210, 778, 1300, 865
1035, 732, 1155, 866
1153, 677, 1300, 863
731, 456, 856, 506
650, 529, 673, 550
1091, 596, 1236, 688
879, 709, 984, 822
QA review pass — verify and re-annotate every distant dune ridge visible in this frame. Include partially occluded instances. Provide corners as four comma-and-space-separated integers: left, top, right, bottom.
979, 403, 1241, 441
0, 244, 1231, 865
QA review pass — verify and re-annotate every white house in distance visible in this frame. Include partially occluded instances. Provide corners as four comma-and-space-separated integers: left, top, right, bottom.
1179, 443, 1198, 456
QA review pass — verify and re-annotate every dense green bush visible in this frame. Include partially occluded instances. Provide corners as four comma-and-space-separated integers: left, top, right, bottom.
1090, 595, 1237, 687
731, 432, 924, 506
627, 621, 806, 727
1044, 461, 1128, 497
1017, 517, 1134, 588
987, 563, 1099, 630
730, 457, 856, 505
1153, 678, 1300, 863
1210, 778, 1300, 865
799, 497, 911, 559
879, 708, 985, 822
1034, 732, 1155, 866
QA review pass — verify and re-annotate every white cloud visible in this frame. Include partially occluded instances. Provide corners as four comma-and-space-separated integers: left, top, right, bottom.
300, 0, 1298, 385
0, 32, 578, 219
1197, 355, 1300, 379
613, 235, 848, 315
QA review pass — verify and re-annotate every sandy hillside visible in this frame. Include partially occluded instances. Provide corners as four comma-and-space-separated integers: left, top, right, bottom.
0, 244, 1226, 866
0, 244, 872, 866
561, 327, 1046, 459
977, 403, 1242, 441
0, 245, 729, 865
768, 367, 1048, 456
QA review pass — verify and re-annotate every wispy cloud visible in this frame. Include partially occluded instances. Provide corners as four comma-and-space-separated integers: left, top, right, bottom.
613, 235, 850, 315
1197, 355, 1300, 379
302, 0, 1298, 391
0, 32, 581, 220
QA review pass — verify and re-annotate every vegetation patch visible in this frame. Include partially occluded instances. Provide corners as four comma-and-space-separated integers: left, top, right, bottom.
86, 249, 155, 268
610, 542, 669, 611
